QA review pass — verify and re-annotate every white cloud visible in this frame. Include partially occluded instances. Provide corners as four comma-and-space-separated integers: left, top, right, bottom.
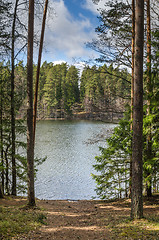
53, 60, 66, 65
44, 0, 97, 60
81, 0, 106, 15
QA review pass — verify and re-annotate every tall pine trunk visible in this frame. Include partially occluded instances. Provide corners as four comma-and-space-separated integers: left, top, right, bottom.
0, 75, 4, 195
11, 0, 19, 196
27, 0, 35, 206
129, 0, 135, 198
5, 146, 9, 195
131, 0, 135, 124
33, 0, 48, 143
131, 0, 144, 219
146, 0, 152, 197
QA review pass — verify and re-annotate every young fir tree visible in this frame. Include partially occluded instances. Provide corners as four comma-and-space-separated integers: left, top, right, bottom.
92, 112, 131, 199
64, 65, 79, 115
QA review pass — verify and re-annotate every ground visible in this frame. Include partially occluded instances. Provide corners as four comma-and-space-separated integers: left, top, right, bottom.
0, 196, 159, 240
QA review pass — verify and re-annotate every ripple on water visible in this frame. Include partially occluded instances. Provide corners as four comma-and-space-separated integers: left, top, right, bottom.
34, 120, 116, 200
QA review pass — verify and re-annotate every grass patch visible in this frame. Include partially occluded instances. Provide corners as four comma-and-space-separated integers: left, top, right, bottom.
0, 204, 47, 239
106, 214, 159, 239
98, 196, 159, 239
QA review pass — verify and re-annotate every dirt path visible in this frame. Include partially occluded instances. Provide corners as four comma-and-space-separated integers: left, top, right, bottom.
1, 196, 159, 240
26, 200, 114, 239
13, 198, 132, 240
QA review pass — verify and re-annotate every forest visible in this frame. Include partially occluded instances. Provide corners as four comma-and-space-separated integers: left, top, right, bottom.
13, 62, 130, 120
0, 1, 159, 237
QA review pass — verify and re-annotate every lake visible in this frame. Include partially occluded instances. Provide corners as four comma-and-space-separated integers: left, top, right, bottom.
34, 120, 116, 200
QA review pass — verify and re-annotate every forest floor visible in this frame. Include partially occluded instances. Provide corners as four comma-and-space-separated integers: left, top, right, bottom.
0, 195, 159, 240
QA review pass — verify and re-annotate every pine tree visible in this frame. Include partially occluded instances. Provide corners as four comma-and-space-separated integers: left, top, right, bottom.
131, 0, 144, 219
64, 65, 79, 115
27, 0, 35, 206
89, 0, 132, 68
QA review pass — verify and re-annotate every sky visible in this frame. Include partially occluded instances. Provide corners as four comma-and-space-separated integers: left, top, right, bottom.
39, 0, 106, 65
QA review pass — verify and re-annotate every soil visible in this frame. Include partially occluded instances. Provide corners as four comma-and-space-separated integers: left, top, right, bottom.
1, 196, 159, 240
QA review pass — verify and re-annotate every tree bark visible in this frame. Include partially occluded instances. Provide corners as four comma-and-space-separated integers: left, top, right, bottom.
33, 0, 48, 143
0, 184, 3, 198
11, 0, 19, 196
27, 0, 35, 206
0, 74, 4, 194
5, 145, 10, 195
131, 0, 135, 124
146, 0, 152, 197
129, 0, 135, 198
131, 0, 144, 219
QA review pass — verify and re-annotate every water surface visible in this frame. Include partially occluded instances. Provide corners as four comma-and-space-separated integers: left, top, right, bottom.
34, 120, 115, 200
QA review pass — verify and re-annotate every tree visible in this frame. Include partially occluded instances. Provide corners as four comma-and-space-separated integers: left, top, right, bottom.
143, 27, 159, 197
131, 0, 144, 219
11, 0, 20, 196
0, 185, 3, 198
91, 0, 159, 210
0, 0, 11, 58
64, 65, 79, 115
27, 0, 35, 206
129, 0, 135, 198
33, 0, 48, 143
43, 64, 63, 116
0, 63, 11, 195
0, 64, 5, 195
92, 114, 131, 200
89, 0, 132, 69
80, 64, 130, 115
144, 0, 152, 197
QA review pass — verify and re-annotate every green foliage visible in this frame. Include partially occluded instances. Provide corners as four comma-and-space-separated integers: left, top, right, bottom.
14, 61, 27, 109
43, 63, 80, 115
93, 98, 159, 199
36, 213, 47, 225
80, 64, 130, 113
0, 63, 46, 195
64, 65, 80, 114
38, 61, 53, 101
43, 63, 68, 116
92, 115, 131, 199
5, 60, 131, 119
88, 0, 132, 67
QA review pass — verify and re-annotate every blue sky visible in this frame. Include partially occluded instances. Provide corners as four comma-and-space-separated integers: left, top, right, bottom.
40, 0, 105, 65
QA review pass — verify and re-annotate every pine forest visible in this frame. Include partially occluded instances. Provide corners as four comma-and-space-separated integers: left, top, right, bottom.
0, 1, 159, 238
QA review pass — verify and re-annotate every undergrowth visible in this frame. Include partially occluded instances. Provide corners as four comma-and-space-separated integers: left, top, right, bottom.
0, 203, 47, 239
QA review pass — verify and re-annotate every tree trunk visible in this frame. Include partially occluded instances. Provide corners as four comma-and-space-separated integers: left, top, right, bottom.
146, 0, 152, 198
11, 0, 19, 196
0, 184, 3, 198
129, 0, 135, 198
131, 0, 135, 124
27, 0, 35, 206
5, 145, 10, 195
33, 0, 48, 143
0, 68, 4, 194
131, 0, 144, 219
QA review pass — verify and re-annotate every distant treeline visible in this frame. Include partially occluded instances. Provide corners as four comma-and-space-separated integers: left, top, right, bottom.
14, 61, 131, 120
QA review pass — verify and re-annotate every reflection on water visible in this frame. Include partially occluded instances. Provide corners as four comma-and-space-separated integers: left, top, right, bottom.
35, 120, 115, 200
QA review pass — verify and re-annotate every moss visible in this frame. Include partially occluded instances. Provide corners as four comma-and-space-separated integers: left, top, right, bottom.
0, 205, 46, 239
108, 216, 159, 239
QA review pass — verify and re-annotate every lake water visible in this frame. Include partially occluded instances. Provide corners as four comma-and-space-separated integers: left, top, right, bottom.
34, 120, 116, 200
